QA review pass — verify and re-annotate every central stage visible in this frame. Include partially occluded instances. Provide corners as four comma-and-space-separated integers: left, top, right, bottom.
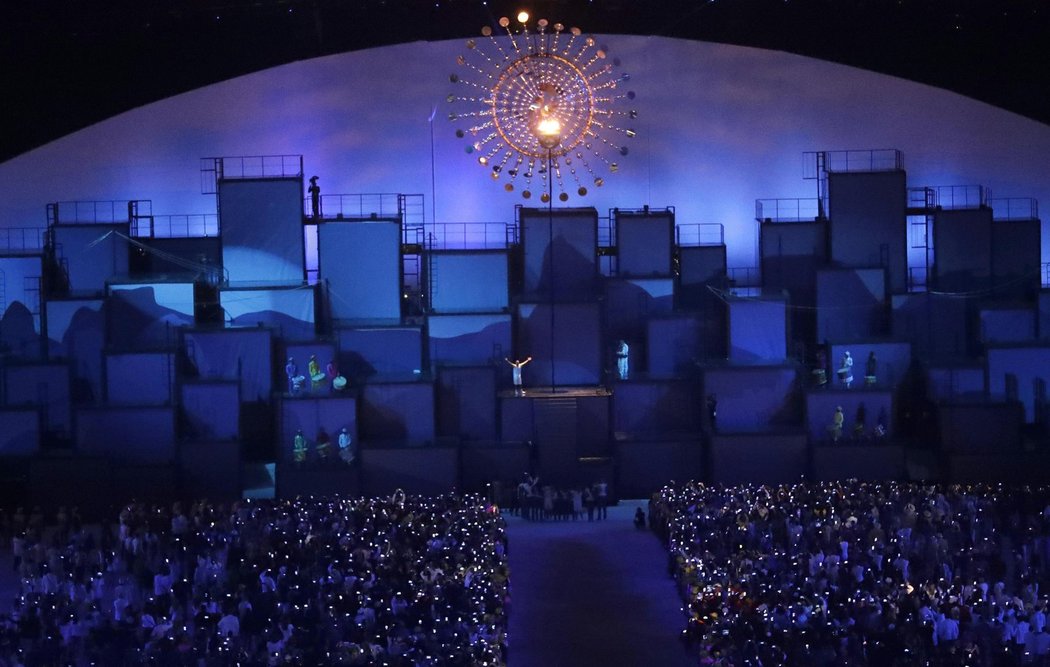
498, 386, 613, 399
498, 386, 613, 486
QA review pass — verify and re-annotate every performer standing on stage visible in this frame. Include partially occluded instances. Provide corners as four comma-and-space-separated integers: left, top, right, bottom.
616, 340, 629, 380
293, 429, 308, 464
308, 354, 323, 393
338, 427, 354, 464
308, 176, 321, 218
865, 351, 878, 386
315, 427, 332, 460
814, 348, 828, 387
285, 358, 298, 395
838, 351, 854, 389
326, 359, 339, 393
830, 406, 844, 442
505, 357, 532, 396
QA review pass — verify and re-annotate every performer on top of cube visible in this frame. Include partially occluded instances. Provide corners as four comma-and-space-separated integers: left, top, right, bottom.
505, 357, 532, 396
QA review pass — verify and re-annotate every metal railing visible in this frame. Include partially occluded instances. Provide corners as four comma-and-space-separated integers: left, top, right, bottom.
424, 223, 512, 250
598, 216, 614, 248
313, 193, 403, 220
727, 266, 760, 288
0, 227, 47, 253
676, 223, 724, 246
200, 155, 303, 193
47, 200, 151, 225
932, 185, 987, 210
130, 214, 220, 238
803, 149, 903, 178
755, 198, 822, 222
989, 198, 1039, 221
908, 187, 936, 210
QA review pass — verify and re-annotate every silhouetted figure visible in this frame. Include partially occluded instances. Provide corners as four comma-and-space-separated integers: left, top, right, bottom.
594, 480, 609, 520
854, 403, 867, 440
874, 407, 888, 440
865, 351, 878, 386
308, 176, 321, 218
814, 348, 828, 387
634, 507, 647, 529
285, 358, 299, 395
315, 428, 331, 460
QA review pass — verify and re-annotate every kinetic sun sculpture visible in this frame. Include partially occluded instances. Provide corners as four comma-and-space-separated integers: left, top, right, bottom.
448, 12, 637, 202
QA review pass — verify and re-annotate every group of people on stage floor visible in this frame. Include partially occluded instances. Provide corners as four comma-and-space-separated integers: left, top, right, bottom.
488, 474, 612, 522
284, 355, 347, 397
0, 494, 507, 666
651, 480, 1050, 667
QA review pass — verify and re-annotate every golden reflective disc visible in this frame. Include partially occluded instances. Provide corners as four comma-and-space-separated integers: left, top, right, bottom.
522, 190, 532, 199
540, 193, 551, 203
481, 26, 492, 36
578, 187, 588, 196
559, 192, 569, 202
505, 183, 514, 191
499, 17, 510, 27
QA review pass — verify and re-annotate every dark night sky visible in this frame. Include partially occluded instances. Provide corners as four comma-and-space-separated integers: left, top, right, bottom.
3, 0, 1049, 164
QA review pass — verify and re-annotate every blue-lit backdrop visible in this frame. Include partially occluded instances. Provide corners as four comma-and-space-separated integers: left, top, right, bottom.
0, 37, 1047, 269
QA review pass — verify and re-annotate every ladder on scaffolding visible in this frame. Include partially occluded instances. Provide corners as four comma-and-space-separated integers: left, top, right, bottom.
906, 187, 936, 292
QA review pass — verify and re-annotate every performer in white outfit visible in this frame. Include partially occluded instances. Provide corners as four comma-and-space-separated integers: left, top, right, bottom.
505, 357, 532, 396
616, 340, 629, 380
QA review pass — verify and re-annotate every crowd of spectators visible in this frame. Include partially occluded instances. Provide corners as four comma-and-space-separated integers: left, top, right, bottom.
0, 494, 508, 666
651, 480, 1050, 667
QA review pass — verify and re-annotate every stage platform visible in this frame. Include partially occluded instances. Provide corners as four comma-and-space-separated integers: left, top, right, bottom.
498, 386, 613, 399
